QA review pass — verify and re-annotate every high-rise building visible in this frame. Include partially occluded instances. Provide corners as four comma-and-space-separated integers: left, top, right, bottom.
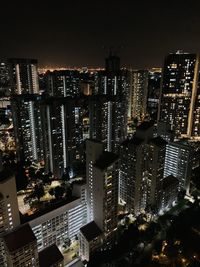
119, 136, 144, 214
46, 70, 81, 97
0, 167, 20, 266
92, 53, 128, 152
89, 95, 126, 152
147, 136, 167, 210
40, 96, 84, 178
119, 122, 167, 214
3, 224, 39, 267
164, 140, 193, 191
161, 175, 179, 211
147, 69, 161, 121
11, 93, 85, 176
86, 140, 104, 222
128, 70, 148, 121
0, 61, 10, 96
8, 58, 39, 95
92, 150, 119, 239
158, 51, 200, 139
80, 140, 119, 262
11, 94, 44, 163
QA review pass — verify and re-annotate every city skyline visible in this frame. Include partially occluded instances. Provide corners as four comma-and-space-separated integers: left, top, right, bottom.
1, 1, 200, 68
1, 2, 200, 266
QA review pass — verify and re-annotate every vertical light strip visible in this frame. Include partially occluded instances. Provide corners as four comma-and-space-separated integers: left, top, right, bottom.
63, 76, 67, 97
47, 106, 53, 172
107, 101, 112, 151
15, 64, 21, 94
114, 76, 117, 95
31, 64, 39, 94
29, 101, 37, 160
187, 55, 199, 137
61, 105, 67, 168
104, 76, 107, 94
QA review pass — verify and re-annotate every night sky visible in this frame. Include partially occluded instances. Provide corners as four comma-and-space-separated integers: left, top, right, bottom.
1, 0, 200, 68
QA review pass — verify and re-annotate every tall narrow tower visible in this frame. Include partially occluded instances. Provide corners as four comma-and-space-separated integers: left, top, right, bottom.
8, 58, 39, 95
158, 51, 199, 139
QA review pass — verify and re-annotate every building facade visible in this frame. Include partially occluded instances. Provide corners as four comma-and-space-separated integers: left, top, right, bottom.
159, 51, 200, 139
3, 224, 39, 267
92, 53, 128, 153
80, 140, 119, 262
164, 140, 193, 192
0, 168, 20, 266
11, 94, 44, 163
46, 70, 81, 97
119, 122, 167, 215
128, 70, 148, 121
25, 189, 87, 252
8, 58, 39, 95
40, 96, 84, 178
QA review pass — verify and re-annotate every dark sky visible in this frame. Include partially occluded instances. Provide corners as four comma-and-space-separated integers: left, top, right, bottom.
1, 0, 200, 68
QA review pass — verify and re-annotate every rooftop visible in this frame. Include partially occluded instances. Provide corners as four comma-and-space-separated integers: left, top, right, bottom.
150, 136, 167, 147
163, 175, 179, 190
3, 224, 36, 253
122, 136, 144, 146
136, 120, 154, 131
39, 244, 64, 267
21, 196, 78, 223
94, 151, 118, 170
80, 221, 102, 242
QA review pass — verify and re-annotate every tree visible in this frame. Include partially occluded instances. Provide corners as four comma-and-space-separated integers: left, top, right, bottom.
28, 166, 37, 180
54, 186, 65, 200
62, 171, 70, 182
64, 237, 71, 248
154, 239, 163, 255
34, 184, 45, 201
49, 188, 55, 197
42, 174, 51, 184
165, 243, 179, 267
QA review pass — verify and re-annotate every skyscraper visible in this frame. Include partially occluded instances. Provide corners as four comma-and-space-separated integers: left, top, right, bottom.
86, 139, 104, 222
92, 150, 119, 240
46, 70, 81, 97
80, 140, 119, 262
119, 122, 166, 214
147, 69, 161, 121
11, 94, 43, 163
8, 58, 39, 95
0, 61, 10, 96
40, 96, 84, 178
164, 140, 193, 192
89, 95, 126, 152
158, 51, 199, 139
90, 53, 128, 152
128, 70, 148, 121
0, 166, 20, 266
